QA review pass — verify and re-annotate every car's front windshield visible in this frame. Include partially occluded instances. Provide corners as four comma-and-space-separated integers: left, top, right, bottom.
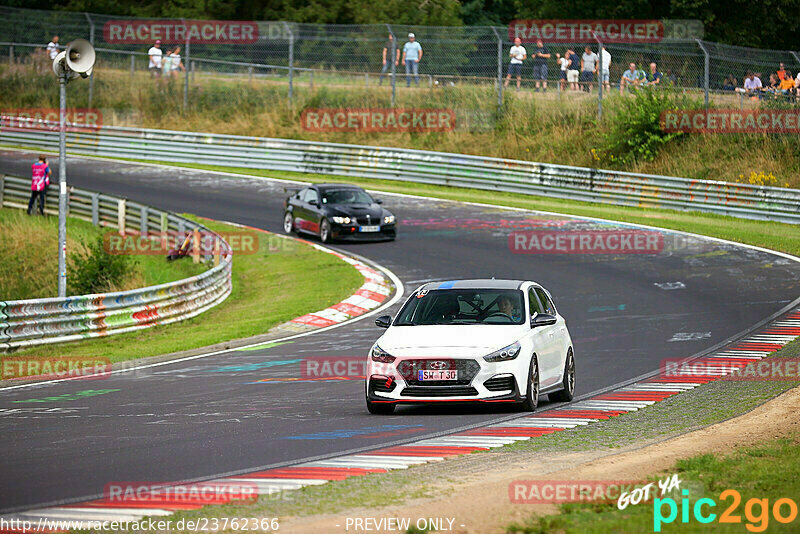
322, 189, 373, 205
394, 289, 525, 326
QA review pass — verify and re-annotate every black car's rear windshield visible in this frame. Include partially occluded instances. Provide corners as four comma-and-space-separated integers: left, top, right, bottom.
322, 189, 373, 205
394, 289, 525, 325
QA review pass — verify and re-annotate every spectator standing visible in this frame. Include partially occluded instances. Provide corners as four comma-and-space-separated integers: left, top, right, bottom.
532, 39, 550, 92
161, 47, 173, 76
402, 33, 423, 87
504, 37, 526, 91
566, 48, 580, 91
27, 155, 51, 216
580, 46, 598, 92
743, 72, 762, 98
620, 62, 643, 94
379, 34, 400, 86
600, 46, 611, 92
777, 63, 787, 80
767, 73, 780, 92
170, 46, 185, 78
644, 62, 662, 86
46, 36, 59, 60
148, 40, 163, 78
555, 51, 569, 91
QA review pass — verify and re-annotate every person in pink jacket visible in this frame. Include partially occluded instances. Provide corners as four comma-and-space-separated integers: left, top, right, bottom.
28, 155, 51, 216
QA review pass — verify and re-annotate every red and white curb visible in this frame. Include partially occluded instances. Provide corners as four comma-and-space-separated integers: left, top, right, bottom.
290, 244, 392, 328
3, 309, 797, 530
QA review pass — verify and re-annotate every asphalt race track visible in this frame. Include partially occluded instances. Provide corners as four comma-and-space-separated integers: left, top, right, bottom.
2, 149, 800, 512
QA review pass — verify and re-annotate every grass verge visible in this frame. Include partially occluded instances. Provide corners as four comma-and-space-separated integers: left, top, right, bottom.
4, 215, 364, 363
0, 207, 204, 300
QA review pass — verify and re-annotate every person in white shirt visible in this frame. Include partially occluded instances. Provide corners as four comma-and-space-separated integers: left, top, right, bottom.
46, 36, 59, 60
504, 37, 526, 91
148, 40, 163, 78
555, 51, 569, 91
170, 46, 185, 78
600, 46, 612, 92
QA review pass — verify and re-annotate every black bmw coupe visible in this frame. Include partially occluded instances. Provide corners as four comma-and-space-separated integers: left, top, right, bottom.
283, 184, 397, 242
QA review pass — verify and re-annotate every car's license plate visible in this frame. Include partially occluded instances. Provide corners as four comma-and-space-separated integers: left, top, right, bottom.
359, 225, 380, 233
418, 370, 458, 381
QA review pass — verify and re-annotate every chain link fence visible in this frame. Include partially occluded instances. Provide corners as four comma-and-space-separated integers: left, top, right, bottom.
1, 5, 800, 115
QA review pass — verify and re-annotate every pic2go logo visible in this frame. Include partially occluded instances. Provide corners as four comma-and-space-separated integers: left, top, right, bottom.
653, 489, 798, 532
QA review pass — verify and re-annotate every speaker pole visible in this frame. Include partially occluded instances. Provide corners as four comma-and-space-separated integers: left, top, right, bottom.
57, 71, 68, 298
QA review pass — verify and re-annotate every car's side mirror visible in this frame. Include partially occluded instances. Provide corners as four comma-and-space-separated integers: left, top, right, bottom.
308, 199, 318, 207
531, 313, 557, 327
375, 198, 383, 204
375, 315, 392, 328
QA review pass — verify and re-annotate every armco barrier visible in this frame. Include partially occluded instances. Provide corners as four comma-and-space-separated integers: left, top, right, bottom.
1, 118, 799, 224
0, 175, 232, 352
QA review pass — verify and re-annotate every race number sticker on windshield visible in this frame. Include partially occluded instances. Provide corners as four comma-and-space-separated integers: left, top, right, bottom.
416, 290, 429, 298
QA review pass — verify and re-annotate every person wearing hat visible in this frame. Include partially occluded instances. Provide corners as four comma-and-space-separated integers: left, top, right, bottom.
148, 40, 163, 78
402, 33, 423, 87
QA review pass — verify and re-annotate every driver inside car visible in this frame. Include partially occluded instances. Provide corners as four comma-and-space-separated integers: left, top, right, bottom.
497, 295, 520, 321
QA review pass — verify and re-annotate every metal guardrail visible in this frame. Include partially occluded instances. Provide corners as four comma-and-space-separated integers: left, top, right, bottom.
1, 119, 799, 224
0, 174, 233, 352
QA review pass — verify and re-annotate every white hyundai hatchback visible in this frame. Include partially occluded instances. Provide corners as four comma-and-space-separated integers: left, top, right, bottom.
366, 279, 575, 414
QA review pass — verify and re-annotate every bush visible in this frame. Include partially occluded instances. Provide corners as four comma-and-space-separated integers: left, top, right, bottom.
69, 236, 137, 295
601, 87, 701, 165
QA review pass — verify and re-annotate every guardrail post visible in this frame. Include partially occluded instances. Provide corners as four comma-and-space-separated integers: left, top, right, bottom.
696, 39, 710, 112
117, 198, 126, 235
192, 227, 200, 263
130, 55, 135, 80
91, 193, 99, 225
0, 174, 4, 207
491, 27, 503, 114
387, 24, 396, 107
140, 206, 148, 235
178, 219, 185, 234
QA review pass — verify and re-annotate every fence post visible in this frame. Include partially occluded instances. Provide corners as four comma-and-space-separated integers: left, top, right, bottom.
117, 199, 126, 235
791, 51, 800, 68
365, 72, 369, 87
387, 24, 396, 107
491, 27, 503, 114
283, 22, 294, 104
696, 39, 710, 112
9, 44, 13, 64
0, 174, 4, 207
594, 33, 603, 120
309, 69, 314, 91
248, 66, 253, 81
85, 13, 95, 110
191, 60, 195, 83
183, 20, 190, 111
91, 193, 99, 226
130, 54, 135, 80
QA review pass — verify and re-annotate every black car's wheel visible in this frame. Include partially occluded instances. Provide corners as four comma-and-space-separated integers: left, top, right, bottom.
319, 219, 332, 243
366, 400, 395, 415
519, 354, 540, 412
283, 212, 294, 234
550, 348, 575, 403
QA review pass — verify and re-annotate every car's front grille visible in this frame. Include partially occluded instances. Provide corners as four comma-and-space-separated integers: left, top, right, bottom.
369, 376, 396, 393
400, 386, 479, 397
484, 375, 516, 392
397, 359, 480, 386
355, 216, 376, 225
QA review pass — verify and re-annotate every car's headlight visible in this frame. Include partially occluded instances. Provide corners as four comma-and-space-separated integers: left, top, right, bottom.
383, 215, 396, 224
331, 216, 351, 224
483, 341, 521, 362
370, 344, 396, 363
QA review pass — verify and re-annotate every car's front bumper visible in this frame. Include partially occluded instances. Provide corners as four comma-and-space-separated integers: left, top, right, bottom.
331, 222, 396, 241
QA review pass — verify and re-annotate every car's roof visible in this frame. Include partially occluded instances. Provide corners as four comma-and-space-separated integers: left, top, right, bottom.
418, 279, 528, 291
313, 183, 365, 192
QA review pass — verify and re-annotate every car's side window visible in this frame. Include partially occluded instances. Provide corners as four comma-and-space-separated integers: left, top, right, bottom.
528, 288, 544, 316
297, 188, 309, 202
535, 287, 556, 315
305, 189, 319, 205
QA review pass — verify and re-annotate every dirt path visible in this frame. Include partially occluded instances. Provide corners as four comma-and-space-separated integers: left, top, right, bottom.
280, 385, 800, 533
